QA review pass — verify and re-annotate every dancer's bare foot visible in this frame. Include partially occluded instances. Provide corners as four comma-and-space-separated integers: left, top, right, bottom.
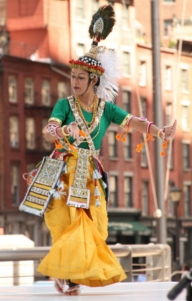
54, 278, 65, 294
64, 285, 81, 296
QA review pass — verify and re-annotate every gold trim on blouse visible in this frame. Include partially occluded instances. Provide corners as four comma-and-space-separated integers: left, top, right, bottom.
48, 117, 62, 126
120, 114, 132, 128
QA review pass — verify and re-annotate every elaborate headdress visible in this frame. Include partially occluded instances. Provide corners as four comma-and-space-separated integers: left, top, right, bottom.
69, 5, 121, 102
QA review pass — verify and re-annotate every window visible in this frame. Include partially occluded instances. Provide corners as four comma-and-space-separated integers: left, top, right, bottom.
58, 82, 66, 99
41, 80, 51, 106
139, 61, 147, 86
92, 0, 99, 13
9, 116, 19, 148
164, 66, 172, 90
141, 135, 148, 167
8, 76, 17, 103
42, 119, 52, 151
141, 97, 147, 117
11, 165, 19, 206
184, 184, 191, 216
165, 102, 172, 125
108, 131, 117, 158
142, 181, 148, 216
122, 91, 131, 112
181, 69, 188, 91
76, 43, 85, 58
123, 133, 132, 159
76, 0, 84, 18
182, 143, 190, 170
164, 19, 172, 36
24, 78, 34, 104
109, 176, 118, 207
26, 117, 35, 149
168, 181, 175, 216
122, 3, 129, 27
122, 51, 130, 76
124, 177, 132, 207
181, 106, 189, 130
0, 0, 6, 26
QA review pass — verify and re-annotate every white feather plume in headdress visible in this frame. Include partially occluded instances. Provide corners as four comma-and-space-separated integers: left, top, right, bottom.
96, 48, 121, 102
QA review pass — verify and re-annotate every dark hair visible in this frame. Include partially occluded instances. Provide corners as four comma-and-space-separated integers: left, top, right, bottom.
95, 76, 100, 87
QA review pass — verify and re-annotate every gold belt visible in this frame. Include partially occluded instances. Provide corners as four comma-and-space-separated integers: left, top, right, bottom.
77, 148, 100, 157
59, 140, 100, 157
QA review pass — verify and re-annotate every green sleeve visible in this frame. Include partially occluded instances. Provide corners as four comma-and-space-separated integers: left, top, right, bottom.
50, 98, 70, 124
105, 102, 129, 127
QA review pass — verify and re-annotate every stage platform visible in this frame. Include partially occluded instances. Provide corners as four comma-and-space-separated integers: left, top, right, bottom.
0, 282, 186, 301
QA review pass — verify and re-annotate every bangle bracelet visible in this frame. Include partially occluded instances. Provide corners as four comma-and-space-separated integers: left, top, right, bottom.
55, 127, 63, 138
62, 125, 70, 137
147, 122, 154, 134
127, 115, 134, 127
157, 129, 163, 139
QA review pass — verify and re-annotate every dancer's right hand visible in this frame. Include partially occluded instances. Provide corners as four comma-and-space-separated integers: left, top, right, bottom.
67, 122, 80, 140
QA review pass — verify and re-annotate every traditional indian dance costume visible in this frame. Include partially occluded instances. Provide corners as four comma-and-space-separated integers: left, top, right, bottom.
20, 4, 158, 295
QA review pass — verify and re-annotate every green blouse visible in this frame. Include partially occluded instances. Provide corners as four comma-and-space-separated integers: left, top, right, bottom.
50, 98, 129, 150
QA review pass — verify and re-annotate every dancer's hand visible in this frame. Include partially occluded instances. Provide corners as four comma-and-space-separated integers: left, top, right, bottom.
162, 120, 177, 140
67, 122, 80, 140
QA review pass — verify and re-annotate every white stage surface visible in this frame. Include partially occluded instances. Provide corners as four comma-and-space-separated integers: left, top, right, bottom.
0, 282, 186, 301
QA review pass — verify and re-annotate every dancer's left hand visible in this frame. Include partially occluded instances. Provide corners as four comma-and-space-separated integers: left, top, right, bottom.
163, 120, 177, 140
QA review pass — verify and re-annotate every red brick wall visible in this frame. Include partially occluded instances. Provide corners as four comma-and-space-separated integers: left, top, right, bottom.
0, 56, 70, 212
135, 0, 192, 44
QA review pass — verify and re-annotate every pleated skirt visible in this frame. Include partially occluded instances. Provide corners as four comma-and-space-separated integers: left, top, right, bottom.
37, 156, 127, 286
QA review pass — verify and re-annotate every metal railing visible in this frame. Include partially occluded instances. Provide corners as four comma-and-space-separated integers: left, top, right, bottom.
0, 243, 171, 285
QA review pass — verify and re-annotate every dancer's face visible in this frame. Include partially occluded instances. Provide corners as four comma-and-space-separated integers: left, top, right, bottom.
71, 68, 90, 96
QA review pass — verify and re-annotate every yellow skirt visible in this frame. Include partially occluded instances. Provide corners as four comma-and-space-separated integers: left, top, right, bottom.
37, 156, 126, 286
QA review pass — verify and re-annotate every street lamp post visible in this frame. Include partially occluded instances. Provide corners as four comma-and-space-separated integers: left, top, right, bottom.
170, 186, 181, 268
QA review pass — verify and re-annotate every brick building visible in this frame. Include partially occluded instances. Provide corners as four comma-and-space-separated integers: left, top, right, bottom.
0, 0, 192, 262
0, 55, 70, 245
134, 0, 192, 46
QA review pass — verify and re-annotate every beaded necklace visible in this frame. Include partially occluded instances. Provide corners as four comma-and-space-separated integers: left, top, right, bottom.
75, 95, 98, 127
77, 94, 96, 111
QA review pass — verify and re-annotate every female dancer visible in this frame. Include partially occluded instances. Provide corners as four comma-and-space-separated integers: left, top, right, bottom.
34, 5, 176, 295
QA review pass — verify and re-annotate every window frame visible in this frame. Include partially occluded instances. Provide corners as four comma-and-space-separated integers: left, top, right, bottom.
108, 131, 117, 158
124, 176, 132, 208
181, 69, 188, 92
141, 180, 149, 216
122, 51, 130, 76
164, 66, 172, 91
9, 116, 19, 149
139, 61, 147, 87
76, 0, 84, 19
8, 75, 17, 103
57, 82, 67, 100
122, 90, 131, 113
26, 117, 35, 150
41, 79, 51, 106
42, 118, 53, 151
24, 77, 34, 105
184, 184, 191, 217
123, 132, 132, 160
122, 2, 129, 28
11, 164, 20, 206
181, 105, 189, 131
109, 175, 118, 207
164, 19, 173, 36
182, 143, 190, 170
